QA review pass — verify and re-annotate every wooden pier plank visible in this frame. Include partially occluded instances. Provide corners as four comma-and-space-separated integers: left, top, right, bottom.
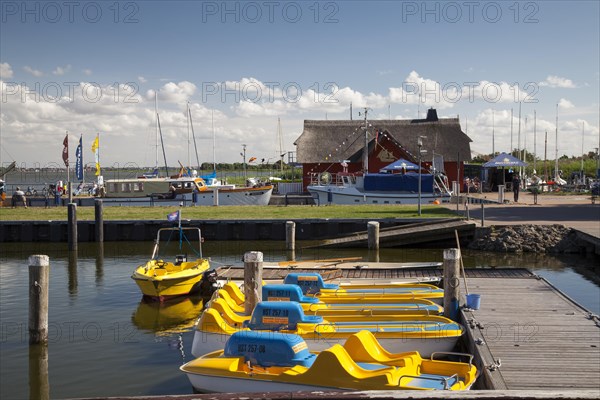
462, 276, 600, 390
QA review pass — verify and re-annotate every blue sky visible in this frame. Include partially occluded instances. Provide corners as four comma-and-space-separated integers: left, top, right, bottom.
1, 1, 599, 168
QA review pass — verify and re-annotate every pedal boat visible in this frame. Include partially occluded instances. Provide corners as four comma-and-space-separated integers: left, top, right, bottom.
131, 227, 210, 301
208, 282, 443, 325
285, 273, 444, 304
182, 330, 476, 393
191, 301, 463, 357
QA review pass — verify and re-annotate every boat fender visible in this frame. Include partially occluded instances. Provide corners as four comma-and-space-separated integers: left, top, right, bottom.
199, 270, 220, 307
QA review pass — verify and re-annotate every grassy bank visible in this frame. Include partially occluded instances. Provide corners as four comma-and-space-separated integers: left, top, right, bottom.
0, 204, 459, 221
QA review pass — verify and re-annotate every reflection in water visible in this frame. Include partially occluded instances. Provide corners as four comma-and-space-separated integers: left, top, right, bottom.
28, 344, 49, 400
95, 243, 104, 287
132, 296, 204, 336
67, 252, 77, 298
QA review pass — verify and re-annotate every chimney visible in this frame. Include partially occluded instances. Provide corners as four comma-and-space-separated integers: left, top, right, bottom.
426, 108, 438, 121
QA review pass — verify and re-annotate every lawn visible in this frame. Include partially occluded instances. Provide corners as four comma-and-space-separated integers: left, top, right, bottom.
0, 204, 459, 221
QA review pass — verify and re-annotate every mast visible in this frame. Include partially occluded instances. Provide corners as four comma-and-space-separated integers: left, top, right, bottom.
360, 108, 369, 174
555, 103, 559, 180
186, 102, 191, 169
517, 102, 522, 180
492, 110, 495, 156
533, 110, 537, 173
154, 92, 159, 171
157, 112, 169, 177
581, 122, 585, 182
212, 110, 216, 173
544, 130, 548, 182
278, 117, 284, 176
510, 108, 513, 155
66, 130, 70, 187
188, 103, 201, 170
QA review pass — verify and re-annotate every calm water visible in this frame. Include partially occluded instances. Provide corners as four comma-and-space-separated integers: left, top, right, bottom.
1, 241, 599, 399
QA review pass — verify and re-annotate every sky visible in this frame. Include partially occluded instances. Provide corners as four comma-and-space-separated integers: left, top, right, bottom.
1, 0, 599, 171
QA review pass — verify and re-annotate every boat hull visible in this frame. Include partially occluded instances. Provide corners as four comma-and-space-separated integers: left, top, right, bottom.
191, 329, 459, 359
131, 259, 210, 300
308, 185, 444, 205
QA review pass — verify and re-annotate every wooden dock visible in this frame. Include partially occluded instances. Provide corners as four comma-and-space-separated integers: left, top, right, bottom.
461, 272, 600, 390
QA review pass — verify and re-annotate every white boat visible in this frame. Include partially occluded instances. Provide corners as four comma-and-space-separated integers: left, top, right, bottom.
100, 176, 273, 206
307, 171, 450, 205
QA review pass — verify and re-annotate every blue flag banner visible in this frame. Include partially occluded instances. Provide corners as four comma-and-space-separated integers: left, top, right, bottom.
75, 136, 83, 181
167, 210, 180, 222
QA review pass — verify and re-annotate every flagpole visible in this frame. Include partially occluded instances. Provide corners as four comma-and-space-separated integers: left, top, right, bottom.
66, 131, 70, 187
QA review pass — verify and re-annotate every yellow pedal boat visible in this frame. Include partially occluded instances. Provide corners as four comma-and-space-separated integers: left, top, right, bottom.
182, 330, 476, 393
131, 227, 210, 301
191, 301, 463, 357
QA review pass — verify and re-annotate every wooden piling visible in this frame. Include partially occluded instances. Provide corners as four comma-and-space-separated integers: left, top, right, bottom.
67, 203, 77, 252
443, 248, 460, 320
213, 188, 219, 206
481, 203, 485, 226
243, 251, 263, 316
94, 199, 103, 243
286, 221, 296, 251
367, 221, 380, 250
28, 255, 49, 345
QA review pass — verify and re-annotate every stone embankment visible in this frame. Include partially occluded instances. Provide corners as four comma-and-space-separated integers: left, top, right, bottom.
468, 224, 582, 253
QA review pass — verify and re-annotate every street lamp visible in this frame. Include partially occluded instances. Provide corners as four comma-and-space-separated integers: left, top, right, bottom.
417, 136, 427, 216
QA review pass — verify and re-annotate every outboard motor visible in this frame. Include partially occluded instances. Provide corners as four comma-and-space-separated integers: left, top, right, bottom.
199, 269, 219, 308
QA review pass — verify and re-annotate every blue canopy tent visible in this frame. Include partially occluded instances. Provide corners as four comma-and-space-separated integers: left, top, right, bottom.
380, 158, 420, 173
482, 152, 527, 189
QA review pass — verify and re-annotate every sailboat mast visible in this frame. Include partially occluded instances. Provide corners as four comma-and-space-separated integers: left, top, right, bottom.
581, 122, 585, 181
157, 112, 169, 177
187, 102, 191, 169
533, 110, 537, 173
154, 92, 159, 171
212, 110, 216, 173
555, 103, 559, 180
492, 110, 495, 156
278, 117, 284, 176
189, 104, 201, 170
362, 108, 369, 174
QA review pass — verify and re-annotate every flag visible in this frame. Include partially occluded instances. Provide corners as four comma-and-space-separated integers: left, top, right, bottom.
249, 157, 256, 163
75, 136, 83, 181
167, 210, 180, 222
91, 135, 100, 176
62, 134, 69, 167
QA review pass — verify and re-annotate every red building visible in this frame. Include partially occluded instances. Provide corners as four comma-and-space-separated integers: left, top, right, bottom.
294, 109, 472, 189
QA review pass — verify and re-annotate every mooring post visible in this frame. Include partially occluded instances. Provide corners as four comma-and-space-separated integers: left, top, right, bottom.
213, 188, 219, 206
67, 203, 77, 252
481, 203, 485, 227
465, 198, 470, 220
443, 248, 461, 321
67, 181, 72, 204
28, 255, 49, 345
368, 221, 380, 250
286, 221, 296, 251
244, 251, 263, 316
94, 199, 104, 243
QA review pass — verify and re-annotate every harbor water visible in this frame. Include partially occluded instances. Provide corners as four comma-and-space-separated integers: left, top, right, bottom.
1, 241, 599, 399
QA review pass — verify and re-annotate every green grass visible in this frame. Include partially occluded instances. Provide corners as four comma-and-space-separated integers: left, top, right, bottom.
0, 204, 459, 221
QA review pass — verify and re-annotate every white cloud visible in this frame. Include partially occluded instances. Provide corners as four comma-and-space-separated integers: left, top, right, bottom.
83, 69, 93, 76
0, 62, 13, 79
52, 64, 71, 76
23, 66, 43, 77
157, 81, 196, 103
539, 75, 576, 88
138, 76, 147, 83
558, 98, 574, 109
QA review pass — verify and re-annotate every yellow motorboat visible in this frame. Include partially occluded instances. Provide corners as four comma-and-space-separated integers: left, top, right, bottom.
131, 227, 210, 301
182, 330, 476, 393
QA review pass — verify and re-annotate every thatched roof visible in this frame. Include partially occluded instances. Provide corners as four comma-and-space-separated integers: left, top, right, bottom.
294, 112, 472, 164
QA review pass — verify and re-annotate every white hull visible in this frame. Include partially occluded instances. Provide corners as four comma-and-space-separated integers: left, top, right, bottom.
308, 185, 444, 205
191, 330, 458, 359
185, 372, 331, 393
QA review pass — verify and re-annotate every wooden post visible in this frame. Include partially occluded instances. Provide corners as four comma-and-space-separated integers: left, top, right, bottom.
213, 188, 219, 206
243, 251, 263, 316
29, 342, 49, 400
94, 199, 103, 243
481, 203, 485, 227
368, 221, 380, 250
67, 181, 72, 204
286, 221, 296, 251
443, 248, 461, 321
67, 203, 77, 252
28, 255, 49, 345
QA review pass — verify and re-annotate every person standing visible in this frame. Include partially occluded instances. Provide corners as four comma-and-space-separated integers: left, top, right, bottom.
512, 175, 521, 203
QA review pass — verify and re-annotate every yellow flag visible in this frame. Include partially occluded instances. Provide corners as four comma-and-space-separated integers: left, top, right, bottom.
91, 136, 100, 176
91, 136, 99, 153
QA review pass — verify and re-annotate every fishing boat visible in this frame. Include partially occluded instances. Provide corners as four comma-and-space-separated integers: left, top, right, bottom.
131, 226, 210, 301
216, 282, 443, 316
191, 301, 463, 357
182, 330, 476, 393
